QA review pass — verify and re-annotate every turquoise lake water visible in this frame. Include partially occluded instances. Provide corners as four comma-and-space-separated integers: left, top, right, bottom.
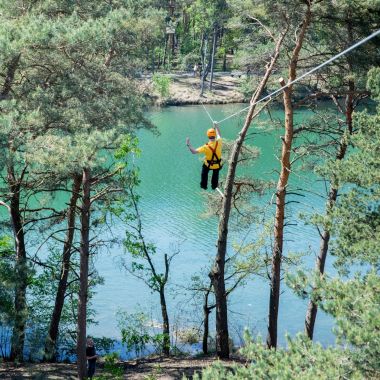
89, 103, 336, 348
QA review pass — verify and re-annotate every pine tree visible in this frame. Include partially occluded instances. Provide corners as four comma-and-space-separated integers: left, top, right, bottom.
0, 0, 158, 369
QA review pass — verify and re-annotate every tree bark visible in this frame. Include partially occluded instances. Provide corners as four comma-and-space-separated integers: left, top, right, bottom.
2, 59, 24, 361
159, 286, 170, 356
211, 31, 287, 359
267, 3, 312, 349
77, 168, 91, 380
200, 34, 208, 96
202, 286, 212, 355
305, 16, 356, 339
0, 54, 21, 100
9, 166, 27, 362
168, 0, 175, 56
44, 175, 81, 362
209, 27, 217, 91
267, 77, 293, 349
163, 35, 168, 68
305, 80, 354, 339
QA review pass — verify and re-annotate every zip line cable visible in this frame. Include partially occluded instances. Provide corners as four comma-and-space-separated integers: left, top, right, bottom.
201, 101, 214, 123
201, 29, 380, 125
196, 84, 215, 123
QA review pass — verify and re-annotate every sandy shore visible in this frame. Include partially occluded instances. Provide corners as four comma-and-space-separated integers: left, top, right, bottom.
143, 72, 248, 106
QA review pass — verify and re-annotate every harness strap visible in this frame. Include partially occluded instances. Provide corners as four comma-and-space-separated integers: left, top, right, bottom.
206, 141, 222, 169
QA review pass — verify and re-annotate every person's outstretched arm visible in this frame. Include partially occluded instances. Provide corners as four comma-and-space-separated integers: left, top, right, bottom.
215, 124, 221, 139
186, 137, 198, 154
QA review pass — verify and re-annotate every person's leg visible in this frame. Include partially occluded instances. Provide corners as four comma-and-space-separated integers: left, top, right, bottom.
88, 360, 96, 379
200, 164, 209, 189
211, 169, 220, 189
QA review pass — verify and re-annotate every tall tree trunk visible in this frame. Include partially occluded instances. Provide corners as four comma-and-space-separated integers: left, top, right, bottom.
1, 53, 21, 100
202, 286, 212, 355
151, 49, 156, 73
3, 56, 24, 361
211, 31, 287, 359
305, 80, 354, 339
159, 286, 170, 356
200, 34, 208, 96
199, 31, 205, 70
267, 78, 293, 349
168, 0, 175, 56
168, 34, 174, 59
44, 175, 81, 362
267, 4, 311, 349
209, 27, 217, 91
9, 168, 27, 362
304, 218, 332, 339
163, 35, 169, 68
77, 168, 91, 380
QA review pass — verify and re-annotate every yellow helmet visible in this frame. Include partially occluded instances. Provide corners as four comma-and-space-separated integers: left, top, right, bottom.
207, 128, 216, 138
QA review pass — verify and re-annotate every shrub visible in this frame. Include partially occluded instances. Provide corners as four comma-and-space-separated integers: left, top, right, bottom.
179, 52, 199, 71
151, 333, 170, 355
92, 337, 117, 355
177, 328, 200, 345
152, 74, 171, 98
190, 332, 352, 380
117, 311, 151, 357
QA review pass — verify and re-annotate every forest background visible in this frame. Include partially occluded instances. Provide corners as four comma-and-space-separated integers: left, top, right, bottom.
0, 0, 379, 379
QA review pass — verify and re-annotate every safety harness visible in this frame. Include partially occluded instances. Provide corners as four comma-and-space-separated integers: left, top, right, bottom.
206, 141, 222, 169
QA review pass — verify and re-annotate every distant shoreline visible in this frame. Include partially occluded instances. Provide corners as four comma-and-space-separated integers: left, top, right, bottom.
143, 71, 336, 107
143, 71, 249, 106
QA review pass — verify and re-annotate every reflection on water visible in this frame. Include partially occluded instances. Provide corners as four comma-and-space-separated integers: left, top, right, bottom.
90, 104, 335, 347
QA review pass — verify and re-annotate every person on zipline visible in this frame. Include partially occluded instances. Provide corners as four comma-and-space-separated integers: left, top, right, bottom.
186, 124, 222, 190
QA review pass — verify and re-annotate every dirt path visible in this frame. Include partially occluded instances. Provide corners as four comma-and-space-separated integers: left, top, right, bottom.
0, 356, 240, 379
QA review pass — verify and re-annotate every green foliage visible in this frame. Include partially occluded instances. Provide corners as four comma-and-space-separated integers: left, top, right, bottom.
179, 52, 199, 71
92, 337, 117, 355
324, 70, 380, 377
0, 0, 160, 361
102, 352, 124, 379
151, 333, 170, 355
288, 68, 380, 379
140, 363, 163, 380
122, 184, 169, 295
176, 0, 230, 73
194, 56, 380, 380
192, 333, 353, 379
152, 74, 172, 98
0, 236, 15, 357
117, 310, 172, 357
188, 0, 228, 32
321, 272, 380, 375
114, 136, 141, 162
238, 77, 255, 99
0, 236, 14, 321
177, 328, 201, 345
117, 311, 151, 357
26, 248, 103, 361
367, 67, 380, 100
0, 0, 379, 369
